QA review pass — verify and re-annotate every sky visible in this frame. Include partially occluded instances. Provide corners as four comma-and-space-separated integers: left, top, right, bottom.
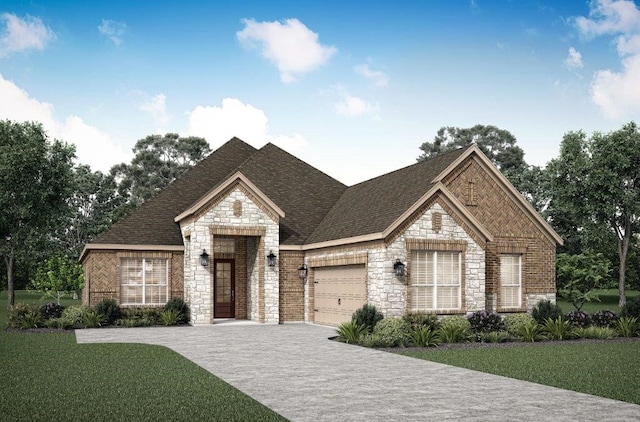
1, 0, 639, 185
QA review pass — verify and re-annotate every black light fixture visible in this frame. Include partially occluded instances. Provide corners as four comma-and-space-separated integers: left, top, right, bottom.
267, 250, 277, 267
298, 264, 308, 280
200, 249, 210, 267
393, 259, 405, 277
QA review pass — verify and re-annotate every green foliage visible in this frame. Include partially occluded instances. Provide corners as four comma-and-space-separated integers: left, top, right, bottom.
503, 313, 536, 336
564, 310, 591, 328
61, 305, 92, 328
410, 326, 440, 347
467, 310, 504, 333
159, 310, 180, 326
516, 320, 546, 342
352, 303, 383, 333
542, 317, 576, 341
437, 316, 471, 343
531, 299, 563, 324
8, 303, 38, 328
371, 317, 411, 347
38, 302, 65, 319
82, 310, 104, 328
575, 326, 617, 340
164, 297, 190, 324
591, 310, 617, 327
94, 298, 121, 325
335, 321, 367, 344
613, 316, 638, 338
478, 331, 512, 343
402, 311, 440, 331
30, 254, 85, 305
557, 253, 610, 311
621, 295, 640, 319
117, 307, 160, 327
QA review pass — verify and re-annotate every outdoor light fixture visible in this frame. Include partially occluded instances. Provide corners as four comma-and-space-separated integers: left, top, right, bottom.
393, 259, 406, 277
267, 250, 277, 267
298, 264, 308, 280
200, 249, 210, 267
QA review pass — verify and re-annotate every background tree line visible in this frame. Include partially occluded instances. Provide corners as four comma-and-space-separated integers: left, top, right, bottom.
1, 119, 638, 308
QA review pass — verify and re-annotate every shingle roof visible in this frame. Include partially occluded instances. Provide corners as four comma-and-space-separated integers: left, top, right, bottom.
305, 146, 471, 244
91, 138, 258, 246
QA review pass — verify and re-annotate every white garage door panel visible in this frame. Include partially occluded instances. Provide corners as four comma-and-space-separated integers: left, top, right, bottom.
314, 265, 367, 327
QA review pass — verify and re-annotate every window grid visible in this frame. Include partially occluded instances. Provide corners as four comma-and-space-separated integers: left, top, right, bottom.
411, 251, 461, 311
500, 254, 522, 308
213, 238, 236, 254
121, 258, 168, 305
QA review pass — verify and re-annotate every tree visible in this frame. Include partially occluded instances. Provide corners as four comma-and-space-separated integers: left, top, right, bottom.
0, 120, 75, 308
30, 254, 85, 305
556, 253, 610, 311
110, 133, 211, 207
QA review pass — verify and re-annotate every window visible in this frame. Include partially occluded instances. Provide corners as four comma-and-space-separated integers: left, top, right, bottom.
213, 238, 235, 254
120, 258, 168, 305
411, 251, 461, 311
500, 254, 521, 308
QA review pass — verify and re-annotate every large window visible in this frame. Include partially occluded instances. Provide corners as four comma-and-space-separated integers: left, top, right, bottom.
500, 254, 521, 309
120, 258, 168, 305
411, 251, 461, 311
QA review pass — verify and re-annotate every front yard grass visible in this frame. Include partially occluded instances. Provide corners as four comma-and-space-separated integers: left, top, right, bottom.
556, 288, 639, 313
401, 341, 640, 405
1, 291, 285, 421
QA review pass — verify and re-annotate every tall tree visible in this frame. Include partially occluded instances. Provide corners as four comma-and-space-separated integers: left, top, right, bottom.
110, 133, 211, 207
0, 120, 75, 308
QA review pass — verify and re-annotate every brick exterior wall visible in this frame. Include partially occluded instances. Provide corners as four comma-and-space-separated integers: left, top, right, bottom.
279, 250, 305, 322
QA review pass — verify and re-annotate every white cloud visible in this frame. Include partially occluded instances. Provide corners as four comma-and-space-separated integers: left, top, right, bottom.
237, 18, 337, 83
0, 74, 130, 172
187, 97, 308, 153
574, 0, 640, 41
590, 53, 640, 119
98, 19, 127, 46
138, 93, 169, 127
334, 94, 378, 117
354, 63, 389, 87
0, 13, 56, 57
564, 47, 584, 70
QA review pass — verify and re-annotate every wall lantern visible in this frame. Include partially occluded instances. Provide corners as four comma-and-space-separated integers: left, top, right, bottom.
200, 249, 210, 267
393, 259, 406, 277
298, 264, 308, 280
267, 250, 277, 267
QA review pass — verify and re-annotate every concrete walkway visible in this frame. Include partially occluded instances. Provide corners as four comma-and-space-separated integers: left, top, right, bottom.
76, 324, 640, 422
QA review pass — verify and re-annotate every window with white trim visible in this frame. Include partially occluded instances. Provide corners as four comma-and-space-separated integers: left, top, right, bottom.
411, 251, 461, 311
120, 258, 168, 305
500, 254, 521, 308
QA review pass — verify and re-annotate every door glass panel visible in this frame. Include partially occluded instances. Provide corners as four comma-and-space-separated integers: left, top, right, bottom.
216, 262, 232, 303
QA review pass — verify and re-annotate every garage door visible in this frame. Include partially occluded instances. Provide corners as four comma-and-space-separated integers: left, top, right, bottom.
314, 265, 367, 327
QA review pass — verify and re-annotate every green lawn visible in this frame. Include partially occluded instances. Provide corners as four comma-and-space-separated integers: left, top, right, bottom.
402, 341, 640, 405
1, 291, 286, 422
556, 289, 639, 313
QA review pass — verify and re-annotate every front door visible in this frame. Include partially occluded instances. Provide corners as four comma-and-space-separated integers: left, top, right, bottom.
214, 259, 235, 318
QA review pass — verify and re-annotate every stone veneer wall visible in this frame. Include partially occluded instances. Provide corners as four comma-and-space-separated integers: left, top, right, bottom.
180, 187, 279, 324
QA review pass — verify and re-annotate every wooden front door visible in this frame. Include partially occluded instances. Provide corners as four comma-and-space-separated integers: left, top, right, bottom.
214, 259, 235, 318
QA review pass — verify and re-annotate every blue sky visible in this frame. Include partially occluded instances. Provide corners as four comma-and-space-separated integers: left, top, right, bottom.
1, 1, 639, 184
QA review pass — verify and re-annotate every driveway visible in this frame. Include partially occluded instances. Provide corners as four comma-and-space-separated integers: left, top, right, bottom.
76, 323, 640, 421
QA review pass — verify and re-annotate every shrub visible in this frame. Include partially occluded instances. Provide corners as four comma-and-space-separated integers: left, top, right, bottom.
614, 316, 638, 338
17, 309, 43, 329
82, 310, 105, 328
371, 317, 411, 347
122, 307, 161, 325
467, 310, 504, 333
403, 311, 439, 331
352, 304, 383, 333
336, 321, 367, 344
410, 326, 440, 347
164, 297, 190, 324
565, 310, 591, 328
61, 305, 92, 328
438, 316, 471, 344
479, 331, 512, 343
591, 310, 617, 328
8, 303, 39, 328
575, 326, 616, 340
45, 318, 73, 329
94, 298, 121, 325
532, 300, 563, 324
359, 333, 383, 348
517, 320, 546, 342
621, 296, 640, 319
39, 302, 65, 319
503, 313, 536, 337
159, 310, 180, 326
542, 316, 575, 340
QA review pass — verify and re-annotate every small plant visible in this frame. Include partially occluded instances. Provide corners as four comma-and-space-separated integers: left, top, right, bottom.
352, 304, 383, 333
517, 320, 546, 342
621, 296, 640, 319
164, 297, 190, 324
479, 331, 512, 343
438, 316, 471, 344
532, 299, 563, 324
591, 310, 617, 328
564, 310, 591, 328
575, 326, 616, 339
159, 310, 180, 326
94, 298, 121, 325
8, 303, 39, 328
336, 321, 367, 344
371, 317, 411, 347
410, 326, 440, 347
542, 316, 575, 341
403, 311, 440, 331
467, 310, 504, 333
82, 310, 105, 328
359, 333, 383, 348
503, 313, 536, 337
61, 305, 92, 328
39, 302, 65, 319
18, 310, 43, 329
613, 316, 638, 338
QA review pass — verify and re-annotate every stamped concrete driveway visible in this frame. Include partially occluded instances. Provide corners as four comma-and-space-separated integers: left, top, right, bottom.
76, 323, 640, 422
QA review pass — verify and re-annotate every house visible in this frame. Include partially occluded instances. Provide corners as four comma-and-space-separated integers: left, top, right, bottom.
80, 138, 562, 326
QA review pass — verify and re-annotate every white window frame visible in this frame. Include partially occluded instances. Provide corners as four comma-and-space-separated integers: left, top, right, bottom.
120, 258, 168, 305
500, 254, 522, 309
411, 250, 462, 311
